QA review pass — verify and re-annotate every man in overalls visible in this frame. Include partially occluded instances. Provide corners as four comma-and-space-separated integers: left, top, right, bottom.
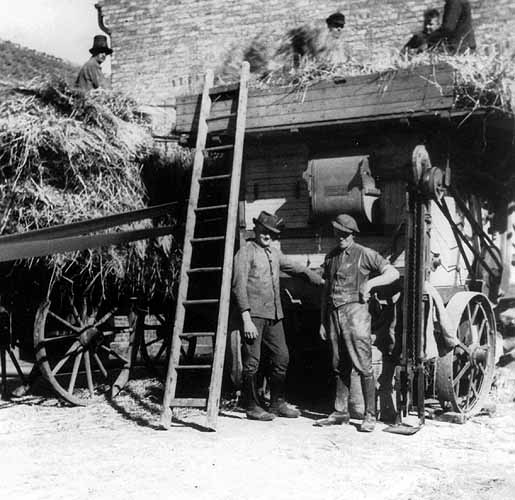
316, 214, 399, 432
232, 211, 324, 421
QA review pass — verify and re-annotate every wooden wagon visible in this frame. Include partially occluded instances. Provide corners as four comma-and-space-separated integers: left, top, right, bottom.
0, 202, 180, 405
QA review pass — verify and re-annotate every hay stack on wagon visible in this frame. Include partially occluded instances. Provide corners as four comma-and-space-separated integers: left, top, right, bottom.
212, 26, 515, 207
216, 24, 515, 115
0, 79, 192, 303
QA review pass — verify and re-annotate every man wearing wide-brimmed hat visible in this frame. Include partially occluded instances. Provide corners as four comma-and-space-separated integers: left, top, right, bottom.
76, 35, 113, 91
232, 211, 324, 421
315, 214, 399, 432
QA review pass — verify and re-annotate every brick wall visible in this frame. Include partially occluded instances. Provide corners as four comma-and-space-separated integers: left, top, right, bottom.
98, 0, 515, 113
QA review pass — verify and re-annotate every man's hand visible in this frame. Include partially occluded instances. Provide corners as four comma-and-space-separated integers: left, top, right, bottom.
319, 324, 328, 341
243, 318, 259, 340
360, 283, 371, 303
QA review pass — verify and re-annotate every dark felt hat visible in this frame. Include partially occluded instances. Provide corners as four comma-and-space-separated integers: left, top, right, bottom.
331, 214, 360, 233
326, 12, 346, 28
90, 35, 113, 55
253, 211, 284, 234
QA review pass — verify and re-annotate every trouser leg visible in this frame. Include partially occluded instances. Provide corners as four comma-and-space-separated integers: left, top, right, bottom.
328, 307, 352, 415
242, 372, 261, 409
263, 320, 299, 418
261, 318, 289, 402
314, 308, 351, 426
361, 373, 376, 417
241, 317, 263, 410
338, 303, 376, 431
240, 318, 275, 421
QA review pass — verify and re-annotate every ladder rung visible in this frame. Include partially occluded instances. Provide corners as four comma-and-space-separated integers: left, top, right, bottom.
187, 267, 222, 274
204, 144, 234, 152
199, 174, 231, 182
183, 299, 219, 305
175, 364, 212, 370
171, 398, 207, 408
180, 332, 216, 338
195, 204, 228, 212
190, 236, 225, 243
206, 113, 236, 122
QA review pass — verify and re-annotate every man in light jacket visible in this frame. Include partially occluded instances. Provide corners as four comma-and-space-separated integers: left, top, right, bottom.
232, 211, 324, 421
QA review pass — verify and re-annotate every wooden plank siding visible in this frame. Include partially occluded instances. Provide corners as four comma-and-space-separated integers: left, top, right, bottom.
243, 143, 310, 229
176, 64, 455, 134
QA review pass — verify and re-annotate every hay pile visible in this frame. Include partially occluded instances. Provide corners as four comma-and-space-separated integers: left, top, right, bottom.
0, 79, 193, 301
216, 25, 515, 114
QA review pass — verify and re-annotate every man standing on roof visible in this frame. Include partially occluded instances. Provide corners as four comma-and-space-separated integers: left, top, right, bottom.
76, 35, 112, 91
315, 214, 399, 432
232, 211, 324, 421
427, 0, 476, 53
402, 8, 441, 54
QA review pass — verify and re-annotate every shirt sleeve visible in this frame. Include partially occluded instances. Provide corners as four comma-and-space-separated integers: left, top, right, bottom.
361, 247, 389, 274
404, 33, 425, 51
279, 252, 324, 286
232, 244, 250, 313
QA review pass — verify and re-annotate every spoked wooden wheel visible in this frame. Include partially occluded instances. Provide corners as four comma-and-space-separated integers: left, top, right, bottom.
34, 293, 130, 406
139, 312, 171, 378
436, 292, 496, 417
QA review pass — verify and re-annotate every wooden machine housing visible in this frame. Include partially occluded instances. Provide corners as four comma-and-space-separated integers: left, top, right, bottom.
175, 63, 513, 406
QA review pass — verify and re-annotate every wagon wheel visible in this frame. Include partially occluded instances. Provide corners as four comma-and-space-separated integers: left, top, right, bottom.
436, 292, 496, 417
33, 290, 130, 406
139, 311, 172, 378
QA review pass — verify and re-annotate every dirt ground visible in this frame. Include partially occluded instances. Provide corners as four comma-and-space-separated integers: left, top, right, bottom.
1, 367, 515, 500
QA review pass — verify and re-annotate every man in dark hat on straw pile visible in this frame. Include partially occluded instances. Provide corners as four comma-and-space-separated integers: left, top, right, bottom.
232, 211, 324, 421
76, 35, 113, 91
315, 214, 399, 432
326, 11, 346, 35
320, 11, 349, 64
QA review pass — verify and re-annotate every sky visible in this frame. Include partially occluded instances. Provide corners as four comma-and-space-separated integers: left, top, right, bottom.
0, 0, 104, 65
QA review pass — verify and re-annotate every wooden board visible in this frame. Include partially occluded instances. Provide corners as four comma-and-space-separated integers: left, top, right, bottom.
176, 64, 455, 134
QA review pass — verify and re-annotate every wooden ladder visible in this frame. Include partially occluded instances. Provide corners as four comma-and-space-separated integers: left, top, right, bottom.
161, 62, 249, 430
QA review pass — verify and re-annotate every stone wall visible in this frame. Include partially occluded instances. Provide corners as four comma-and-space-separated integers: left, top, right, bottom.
98, 0, 515, 112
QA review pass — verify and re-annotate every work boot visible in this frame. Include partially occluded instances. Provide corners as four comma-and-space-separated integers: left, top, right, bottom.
360, 413, 376, 432
246, 404, 275, 421
243, 374, 275, 422
269, 375, 300, 418
269, 399, 300, 418
360, 374, 377, 432
313, 411, 350, 427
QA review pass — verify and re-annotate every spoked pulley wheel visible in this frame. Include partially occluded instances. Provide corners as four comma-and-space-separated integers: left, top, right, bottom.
436, 292, 496, 417
33, 282, 131, 406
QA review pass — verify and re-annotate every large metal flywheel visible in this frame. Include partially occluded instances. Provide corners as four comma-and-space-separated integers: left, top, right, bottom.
436, 292, 496, 417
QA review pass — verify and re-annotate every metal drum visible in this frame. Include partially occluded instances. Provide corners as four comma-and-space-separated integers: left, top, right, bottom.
303, 155, 380, 222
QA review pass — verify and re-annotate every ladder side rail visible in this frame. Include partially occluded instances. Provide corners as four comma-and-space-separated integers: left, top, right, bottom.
206, 62, 250, 428
161, 70, 215, 422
